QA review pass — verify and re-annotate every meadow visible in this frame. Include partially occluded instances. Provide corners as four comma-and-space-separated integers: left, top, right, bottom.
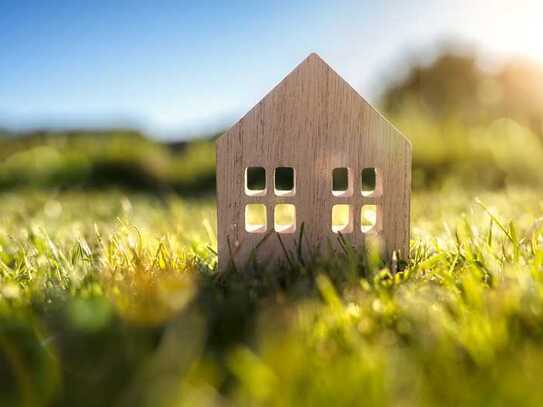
2, 114, 543, 406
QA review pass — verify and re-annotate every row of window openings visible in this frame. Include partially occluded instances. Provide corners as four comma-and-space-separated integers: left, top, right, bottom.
245, 204, 380, 234
245, 167, 380, 197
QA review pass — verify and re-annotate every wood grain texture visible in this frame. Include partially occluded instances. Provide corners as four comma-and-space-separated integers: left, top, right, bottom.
216, 53, 411, 272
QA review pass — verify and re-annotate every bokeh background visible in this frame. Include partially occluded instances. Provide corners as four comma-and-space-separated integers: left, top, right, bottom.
2, 0, 543, 192
2, 1, 543, 406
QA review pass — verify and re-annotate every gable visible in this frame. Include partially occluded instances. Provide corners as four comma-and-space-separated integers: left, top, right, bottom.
217, 53, 410, 153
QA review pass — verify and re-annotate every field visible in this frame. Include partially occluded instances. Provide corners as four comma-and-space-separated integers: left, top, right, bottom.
2, 179, 543, 405
2, 98, 543, 406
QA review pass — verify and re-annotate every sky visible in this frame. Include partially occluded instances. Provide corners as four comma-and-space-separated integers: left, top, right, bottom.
1, 0, 542, 139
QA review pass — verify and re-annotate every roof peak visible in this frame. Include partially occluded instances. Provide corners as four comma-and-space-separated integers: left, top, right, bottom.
300, 52, 326, 67
217, 53, 410, 148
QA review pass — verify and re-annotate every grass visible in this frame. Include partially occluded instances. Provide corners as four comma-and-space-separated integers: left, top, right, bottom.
2, 185, 543, 406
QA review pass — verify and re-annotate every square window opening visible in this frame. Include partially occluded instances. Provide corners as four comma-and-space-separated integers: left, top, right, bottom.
361, 205, 381, 233
332, 168, 352, 197
361, 168, 381, 196
245, 204, 267, 233
245, 167, 266, 196
274, 204, 296, 234
332, 204, 353, 234
275, 167, 295, 196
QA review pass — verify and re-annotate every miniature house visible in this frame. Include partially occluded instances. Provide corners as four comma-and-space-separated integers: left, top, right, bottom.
216, 53, 411, 272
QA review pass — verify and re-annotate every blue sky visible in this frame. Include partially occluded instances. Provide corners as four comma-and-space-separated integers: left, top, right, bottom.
1, 0, 542, 138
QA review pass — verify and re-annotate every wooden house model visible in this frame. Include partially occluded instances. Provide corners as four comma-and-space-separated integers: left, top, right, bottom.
216, 53, 411, 272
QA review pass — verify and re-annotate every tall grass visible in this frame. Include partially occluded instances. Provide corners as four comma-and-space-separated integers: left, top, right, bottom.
1, 186, 543, 405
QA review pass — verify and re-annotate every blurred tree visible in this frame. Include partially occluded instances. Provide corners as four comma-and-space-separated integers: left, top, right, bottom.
382, 53, 485, 122
381, 51, 543, 135
497, 61, 543, 134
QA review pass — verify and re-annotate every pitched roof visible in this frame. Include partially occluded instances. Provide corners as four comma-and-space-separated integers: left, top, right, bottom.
218, 53, 409, 147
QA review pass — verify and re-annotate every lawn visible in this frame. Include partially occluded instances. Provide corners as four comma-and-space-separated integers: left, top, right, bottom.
2, 184, 543, 406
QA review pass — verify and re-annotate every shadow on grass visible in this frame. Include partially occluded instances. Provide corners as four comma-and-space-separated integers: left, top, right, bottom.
0, 246, 394, 406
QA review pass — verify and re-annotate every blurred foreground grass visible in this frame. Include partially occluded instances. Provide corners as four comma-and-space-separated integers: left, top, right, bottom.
2, 186, 543, 406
